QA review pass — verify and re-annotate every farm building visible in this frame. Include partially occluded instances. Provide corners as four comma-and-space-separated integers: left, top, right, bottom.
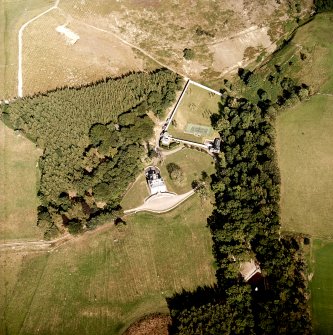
145, 166, 167, 195
240, 260, 261, 282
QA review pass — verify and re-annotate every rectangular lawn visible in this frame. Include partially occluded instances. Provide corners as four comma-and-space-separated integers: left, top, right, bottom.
168, 83, 220, 143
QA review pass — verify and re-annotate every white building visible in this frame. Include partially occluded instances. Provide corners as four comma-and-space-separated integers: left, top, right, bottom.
145, 166, 167, 195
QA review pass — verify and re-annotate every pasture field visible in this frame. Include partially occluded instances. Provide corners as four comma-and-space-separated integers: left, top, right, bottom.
310, 240, 333, 335
168, 83, 220, 143
0, 121, 42, 241
0, 195, 216, 335
0, 0, 54, 98
276, 95, 333, 239
274, 13, 333, 333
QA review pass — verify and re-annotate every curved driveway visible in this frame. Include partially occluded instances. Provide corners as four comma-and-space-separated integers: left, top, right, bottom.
124, 190, 195, 215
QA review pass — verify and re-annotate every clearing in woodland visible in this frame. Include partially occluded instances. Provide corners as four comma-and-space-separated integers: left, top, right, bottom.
0, 195, 215, 335
0, 120, 42, 241
121, 147, 216, 210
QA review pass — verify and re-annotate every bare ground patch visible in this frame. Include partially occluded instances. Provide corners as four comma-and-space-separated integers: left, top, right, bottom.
123, 313, 170, 335
209, 26, 274, 72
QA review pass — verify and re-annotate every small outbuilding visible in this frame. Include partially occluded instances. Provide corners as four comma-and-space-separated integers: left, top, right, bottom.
145, 166, 167, 195
210, 138, 221, 153
240, 260, 261, 282
160, 131, 172, 146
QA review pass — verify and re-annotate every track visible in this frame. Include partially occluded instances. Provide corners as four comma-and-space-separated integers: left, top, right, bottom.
17, 0, 60, 97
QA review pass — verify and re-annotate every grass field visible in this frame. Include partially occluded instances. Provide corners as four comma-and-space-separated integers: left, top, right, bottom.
0, 121, 43, 241
310, 240, 333, 334
168, 83, 220, 143
274, 13, 333, 333
276, 13, 333, 239
0, 195, 216, 335
276, 95, 333, 239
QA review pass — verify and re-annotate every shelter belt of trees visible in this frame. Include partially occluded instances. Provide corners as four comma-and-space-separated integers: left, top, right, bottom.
168, 69, 312, 334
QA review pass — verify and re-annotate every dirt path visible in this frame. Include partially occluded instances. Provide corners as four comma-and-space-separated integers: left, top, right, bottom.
124, 190, 195, 215
17, 0, 60, 97
0, 232, 71, 252
160, 145, 184, 157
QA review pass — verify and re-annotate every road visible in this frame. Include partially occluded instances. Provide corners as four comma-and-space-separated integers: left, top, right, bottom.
0, 232, 71, 252
124, 190, 195, 214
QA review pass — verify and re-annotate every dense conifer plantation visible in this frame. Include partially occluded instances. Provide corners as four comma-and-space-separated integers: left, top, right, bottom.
1, 69, 182, 237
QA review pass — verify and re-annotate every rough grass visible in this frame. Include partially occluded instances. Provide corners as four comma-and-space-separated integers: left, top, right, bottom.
168, 83, 220, 143
22, 11, 151, 96
0, 0, 54, 98
0, 195, 215, 335
58, 0, 310, 84
0, 121, 43, 241
310, 240, 333, 334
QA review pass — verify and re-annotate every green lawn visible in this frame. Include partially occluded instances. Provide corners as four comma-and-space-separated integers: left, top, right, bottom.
168, 83, 220, 143
0, 121, 42, 240
159, 148, 215, 194
310, 240, 333, 335
0, 195, 216, 335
